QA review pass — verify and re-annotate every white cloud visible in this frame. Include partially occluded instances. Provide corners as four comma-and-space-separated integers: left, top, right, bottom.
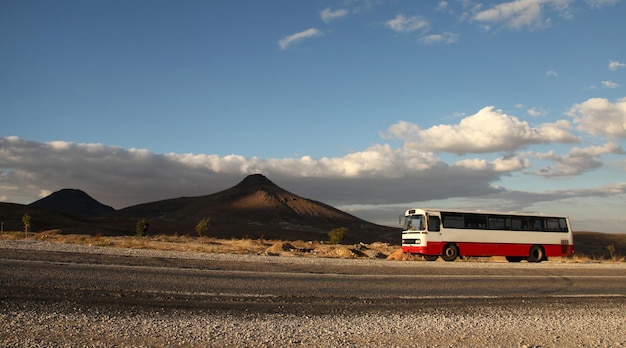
320, 8, 348, 22
278, 28, 322, 50
587, 0, 619, 8
527, 107, 546, 117
1, 136, 491, 208
530, 143, 625, 176
454, 155, 530, 172
38, 190, 52, 198
567, 97, 626, 138
454, 158, 490, 170
473, 0, 574, 29
385, 14, 429, 33
418, 32, 459, 44
546, 70, 559, 77
474, 183, 626, 214
436, 1, 449, 11
381, 120, 420, 142
609, 60, 626, 70
493, 155, 531, 172
602, 80, 620, 88
384, 106, 579, 154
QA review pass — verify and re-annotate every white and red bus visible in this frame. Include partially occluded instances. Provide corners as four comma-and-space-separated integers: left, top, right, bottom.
401, 208, 574, 262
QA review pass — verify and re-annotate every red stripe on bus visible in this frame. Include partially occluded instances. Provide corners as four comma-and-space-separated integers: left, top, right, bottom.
402, 242, 573, 257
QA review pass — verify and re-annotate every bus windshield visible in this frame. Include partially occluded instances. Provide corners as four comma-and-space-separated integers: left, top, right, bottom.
404, 214, 425, 231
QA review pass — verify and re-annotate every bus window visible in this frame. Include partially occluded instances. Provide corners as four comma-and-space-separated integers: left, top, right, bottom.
530, 218, 545, 231
546, 218, 560, 231
428, 216, 440, 232
512, 217, 528, 230
442, 213, 464, 228
558, 218, 569, 232
488, 215, 511, 230
464, 214, 487, 229
404, 215, 425, 231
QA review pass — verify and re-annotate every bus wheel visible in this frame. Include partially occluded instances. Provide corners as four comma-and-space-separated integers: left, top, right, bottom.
423, 255, 438, 261
505, 256, 522, 262
527, 245, 545, 263
441, 244, 459, 262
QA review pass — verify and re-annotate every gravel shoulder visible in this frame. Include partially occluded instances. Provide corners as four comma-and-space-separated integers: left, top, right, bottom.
1, 240, 625, 348
3, 239, 624, 269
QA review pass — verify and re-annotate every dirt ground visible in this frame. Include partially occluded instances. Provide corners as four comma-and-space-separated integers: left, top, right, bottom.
0, 230, 412, 260
1, 230, 622, 262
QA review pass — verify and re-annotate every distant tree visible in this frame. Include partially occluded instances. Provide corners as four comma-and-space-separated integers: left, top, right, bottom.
328, 227, 348, 245
136, 219, 149, 237
22, 213, 31, 235
607, 244, 616, 260
196, 217, 210, 237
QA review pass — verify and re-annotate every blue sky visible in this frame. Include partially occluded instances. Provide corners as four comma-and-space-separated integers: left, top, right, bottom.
2, 0, 626, 233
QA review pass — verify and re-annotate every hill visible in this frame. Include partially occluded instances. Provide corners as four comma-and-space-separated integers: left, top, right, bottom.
573, 232, 626, 259
114, 174, 399, 243
0, 202, 108, 233
1, 174, 399, 242
29, 189, 115, 216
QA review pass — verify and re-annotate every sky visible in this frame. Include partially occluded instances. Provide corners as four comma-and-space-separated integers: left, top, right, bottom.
1, 0, 626, 233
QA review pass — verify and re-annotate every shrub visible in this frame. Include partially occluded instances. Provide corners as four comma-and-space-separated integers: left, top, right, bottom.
328, 227, 348, 245
196, 217, 210, 237
136, 219, 149, 237
607, 244, 617, 260
22, 213, 31, 234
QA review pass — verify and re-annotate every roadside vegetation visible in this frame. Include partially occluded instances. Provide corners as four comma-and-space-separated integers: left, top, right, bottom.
1, 230, 624, 262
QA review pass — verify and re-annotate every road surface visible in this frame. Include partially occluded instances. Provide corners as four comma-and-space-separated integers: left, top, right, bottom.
2, 247, 625, 311
1, 242, 625, 347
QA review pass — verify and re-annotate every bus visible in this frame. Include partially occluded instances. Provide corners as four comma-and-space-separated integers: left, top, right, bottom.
401, 208, 574, 262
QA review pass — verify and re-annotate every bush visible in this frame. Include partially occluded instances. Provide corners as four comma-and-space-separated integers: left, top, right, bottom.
136, 219, 149, 237
196, 217, 210, 237
328, 227, 348, 245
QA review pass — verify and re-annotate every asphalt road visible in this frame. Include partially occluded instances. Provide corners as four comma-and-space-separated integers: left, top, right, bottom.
1, 248, 625, 314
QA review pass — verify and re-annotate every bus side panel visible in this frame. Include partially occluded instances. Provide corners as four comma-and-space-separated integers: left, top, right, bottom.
458, 243, 531, 257
424, 242, 444, 256
544, 243, 574, 257
457, 242, 574, 257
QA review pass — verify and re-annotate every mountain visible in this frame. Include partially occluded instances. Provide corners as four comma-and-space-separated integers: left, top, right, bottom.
29, 189, 115, 216
3, 175, 399, 242
114, 174, 400, 243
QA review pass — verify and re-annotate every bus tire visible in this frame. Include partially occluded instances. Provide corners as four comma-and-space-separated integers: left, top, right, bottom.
441, 244, 459, 262
527, 245, 545, 263
423, 255, 438, 261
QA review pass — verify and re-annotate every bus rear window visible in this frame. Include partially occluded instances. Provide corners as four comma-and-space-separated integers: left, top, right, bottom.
547, 218, 569, 232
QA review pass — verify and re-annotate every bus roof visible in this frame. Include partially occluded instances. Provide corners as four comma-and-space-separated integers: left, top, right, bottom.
404, 208, 569, 219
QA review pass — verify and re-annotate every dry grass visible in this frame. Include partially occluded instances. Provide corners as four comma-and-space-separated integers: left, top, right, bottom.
0, 230, 398, 259
1, 230, 623, 262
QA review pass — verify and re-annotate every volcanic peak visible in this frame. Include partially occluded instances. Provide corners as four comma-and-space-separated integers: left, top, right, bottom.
29, 188, 115, 216
233, 174, 280, 191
